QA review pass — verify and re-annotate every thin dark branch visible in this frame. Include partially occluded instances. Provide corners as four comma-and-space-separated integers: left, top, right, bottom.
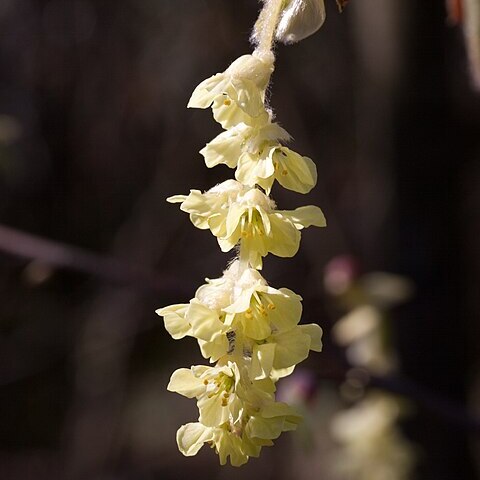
0, 223, 183, 295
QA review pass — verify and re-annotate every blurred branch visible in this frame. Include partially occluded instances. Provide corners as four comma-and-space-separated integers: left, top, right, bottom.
0, 223, 183, 294
317, 363, 480, 434
370, 374, 480, 434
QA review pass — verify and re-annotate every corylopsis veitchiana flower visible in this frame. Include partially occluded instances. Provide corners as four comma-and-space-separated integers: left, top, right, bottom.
168, 180, 325, 268
157, 0, 327, 466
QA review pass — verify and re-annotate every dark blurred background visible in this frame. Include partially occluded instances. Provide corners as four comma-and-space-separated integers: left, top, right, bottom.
0, 0, 479, 479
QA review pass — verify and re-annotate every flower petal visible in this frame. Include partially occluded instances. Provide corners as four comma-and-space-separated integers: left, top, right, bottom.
187, 74, 228, 109
176, 422, 213, 456
265, 288, 303, 332
271, 326, 311, 369
187, 301, 225, 341
278, 205, 327, 229
198, 393, 229, 427
251, 343, 276, 380
167, 368, 205, 398
299, 323, 323, 351
267, 214, 301, 258
197, 334, 229, 362
156, 304, 190, 339
200, 129, 243, 169
273, 147, 318, 193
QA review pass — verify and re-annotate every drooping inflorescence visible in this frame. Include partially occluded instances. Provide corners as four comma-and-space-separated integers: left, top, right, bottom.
157, 0, 327, 466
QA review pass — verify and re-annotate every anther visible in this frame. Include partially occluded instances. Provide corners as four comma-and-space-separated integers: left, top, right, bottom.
282, 169, 288, 175
224, 99, 231, 106
203, 379, 209, 385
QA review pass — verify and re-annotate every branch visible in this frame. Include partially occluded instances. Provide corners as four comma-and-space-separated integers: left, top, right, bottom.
0, 223, 183, 295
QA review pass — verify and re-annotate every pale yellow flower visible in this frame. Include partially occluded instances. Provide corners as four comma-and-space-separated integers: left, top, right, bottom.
188, 54, 274, 129
168, 362, 245, 427
156, 301, 221, 342
168, 181, 326, 269
158, 263, 321, 371
250, 323, 323, 380
176, 397, 301, 466
176, 422, 271, 467
221, 266, 303, 339
200, 120, 317, 194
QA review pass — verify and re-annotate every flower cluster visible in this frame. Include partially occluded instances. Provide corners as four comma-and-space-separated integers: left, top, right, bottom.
157, 2, 326, 466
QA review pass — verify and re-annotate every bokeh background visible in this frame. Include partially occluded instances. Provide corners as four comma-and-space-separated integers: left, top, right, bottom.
0, 0, 479, 479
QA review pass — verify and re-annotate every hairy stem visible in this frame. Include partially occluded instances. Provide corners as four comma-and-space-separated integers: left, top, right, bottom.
255, 0, 285, 55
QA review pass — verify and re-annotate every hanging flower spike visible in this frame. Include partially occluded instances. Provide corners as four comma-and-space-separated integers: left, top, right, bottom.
158, 0, 327, 465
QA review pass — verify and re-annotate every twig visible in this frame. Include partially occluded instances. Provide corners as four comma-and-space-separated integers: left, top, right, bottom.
0, 223, 184, 295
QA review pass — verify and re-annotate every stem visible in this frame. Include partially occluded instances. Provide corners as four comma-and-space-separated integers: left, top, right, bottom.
255, 0, 285, 55
238, 240, 250, 274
